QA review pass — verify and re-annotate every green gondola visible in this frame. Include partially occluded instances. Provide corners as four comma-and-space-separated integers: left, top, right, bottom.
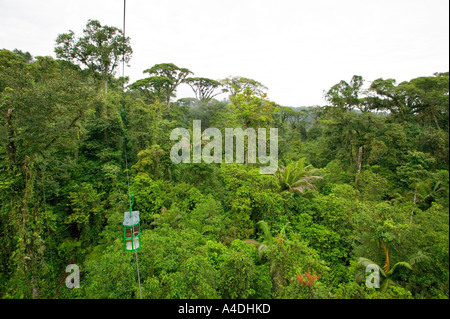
123, 210, 141, 252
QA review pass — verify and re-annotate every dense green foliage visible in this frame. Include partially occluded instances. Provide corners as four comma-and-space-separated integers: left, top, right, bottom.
0, 20, 448, 299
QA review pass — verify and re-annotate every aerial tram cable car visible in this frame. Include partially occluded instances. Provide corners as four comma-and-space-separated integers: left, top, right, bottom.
120, 0, 143, 299
123, 195, 141, 252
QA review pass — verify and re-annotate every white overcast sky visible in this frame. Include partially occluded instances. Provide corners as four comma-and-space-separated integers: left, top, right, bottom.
0, 0, 448, 106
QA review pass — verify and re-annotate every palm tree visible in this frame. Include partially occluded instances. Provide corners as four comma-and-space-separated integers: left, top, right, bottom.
244, 220, 289, 294
356, 241, 428, 292
274, 158, 322, 194
244, 220, 284, 257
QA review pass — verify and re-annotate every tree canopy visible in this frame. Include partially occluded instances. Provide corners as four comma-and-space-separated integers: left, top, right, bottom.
0, 18, 448, 301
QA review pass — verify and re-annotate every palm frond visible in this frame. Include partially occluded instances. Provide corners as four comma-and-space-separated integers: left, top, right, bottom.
243, 239, 261, 247
380, 278, 394, 293
388, 261, 413, 276
292, 185, 307, 193
357, 257, 386, 277
298, 175, 323, 182
274, 158, 322, 194
354, 269, 366, 283
257, 220, 273, 246
407, 251, 429, 266
357, 257, 377, 269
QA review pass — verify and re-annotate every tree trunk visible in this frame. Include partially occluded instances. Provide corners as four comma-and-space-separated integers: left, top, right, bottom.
103, 76, 108, 95
245, 146, 248, 167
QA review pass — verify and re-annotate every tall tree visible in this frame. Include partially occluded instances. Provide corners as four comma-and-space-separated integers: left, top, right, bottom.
129, 76, 174, 103
55, 19, 132, 94
369, 73, 449, 130
185, 77, 222, 102
221, 76, 268, 97
325, 75, 368, 112
143, 63, 193, 107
